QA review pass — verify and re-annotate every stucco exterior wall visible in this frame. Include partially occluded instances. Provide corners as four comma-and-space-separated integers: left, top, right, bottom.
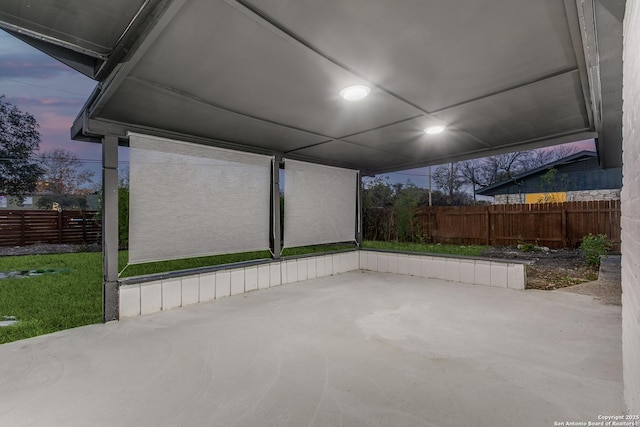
622, 0, 640, 414
566, 189, 621, 201
493, 194, 526, 204
493, 189, 620, 204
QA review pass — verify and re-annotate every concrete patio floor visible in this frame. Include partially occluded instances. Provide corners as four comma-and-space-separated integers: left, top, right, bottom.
0, 271, 624, 427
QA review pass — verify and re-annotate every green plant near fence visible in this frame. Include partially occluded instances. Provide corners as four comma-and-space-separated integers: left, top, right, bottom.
579, 233, 612, 267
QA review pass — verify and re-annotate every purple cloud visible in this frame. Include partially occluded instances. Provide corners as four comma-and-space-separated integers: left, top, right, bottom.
0, 52, 72, 79
6, 96, 84, 108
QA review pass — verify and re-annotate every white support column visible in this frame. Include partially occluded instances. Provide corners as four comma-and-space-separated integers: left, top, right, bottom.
102, 135, 119, 322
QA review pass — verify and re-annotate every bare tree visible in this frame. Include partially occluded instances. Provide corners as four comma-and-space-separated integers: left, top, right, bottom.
458, 159, 484, 202
528, 145, 580, 168
432, 163, 468, 205
458, 145, 584, 198
37, 148, 95, 209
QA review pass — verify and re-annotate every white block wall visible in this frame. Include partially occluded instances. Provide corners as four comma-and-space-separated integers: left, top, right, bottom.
622, 0, 640, 414
119, 252, 359, 319
119, 250, 526, 320
359, 251, 526, 290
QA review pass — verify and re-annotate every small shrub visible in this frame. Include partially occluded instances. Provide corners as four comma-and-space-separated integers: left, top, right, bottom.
518, 242, 539, 252
579, 234, 612, 267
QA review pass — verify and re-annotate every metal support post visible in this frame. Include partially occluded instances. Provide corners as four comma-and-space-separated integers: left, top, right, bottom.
102, 135, 119, 322
271, 155, 282, 259
356, 171, 363, 248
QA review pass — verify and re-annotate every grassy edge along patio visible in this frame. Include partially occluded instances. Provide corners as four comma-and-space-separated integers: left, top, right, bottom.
0, 242, 492, 344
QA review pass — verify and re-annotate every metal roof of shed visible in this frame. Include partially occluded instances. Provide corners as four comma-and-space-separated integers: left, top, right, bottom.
0, 0, 624, 173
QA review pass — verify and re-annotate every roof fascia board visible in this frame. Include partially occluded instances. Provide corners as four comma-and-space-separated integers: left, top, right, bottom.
564, 0, 596, 130
5, 29, 99, 78
592, 0, 624, 168
0, 19, 108, 60
576, 0, 603, 136
86, 0, 187, 119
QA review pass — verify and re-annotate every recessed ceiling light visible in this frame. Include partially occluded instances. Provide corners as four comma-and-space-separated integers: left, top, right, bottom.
425, 125, 446, 135
340, 85, 371, 101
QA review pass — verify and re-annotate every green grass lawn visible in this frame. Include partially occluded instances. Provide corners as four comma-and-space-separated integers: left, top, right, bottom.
0, 241, 478, 344
119, 243, 356, 278
362, 241, 488, 257
0, 252, 103, 344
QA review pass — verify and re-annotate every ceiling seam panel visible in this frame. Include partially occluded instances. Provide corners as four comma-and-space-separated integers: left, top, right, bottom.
429, 68, 581, 115
123, 75, 340, 141
94, 0, 172, 80
284, 115, 425, 154
369, 130, 598, 175
225, 0, 493, 149
285, 138, 415, 161
333, 115, 431, 141
112, 0, 154, 48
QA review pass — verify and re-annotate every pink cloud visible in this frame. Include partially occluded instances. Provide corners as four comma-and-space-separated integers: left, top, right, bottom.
38, 110, 75, 133
567, 139, 596, 151
7, 96, 84, 108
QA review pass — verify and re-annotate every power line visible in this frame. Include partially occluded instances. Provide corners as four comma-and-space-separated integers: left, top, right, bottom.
1, 77, 93, 97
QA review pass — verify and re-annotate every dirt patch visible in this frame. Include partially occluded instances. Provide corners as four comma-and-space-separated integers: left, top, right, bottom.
0, 243, 101, 257
480, 246, 598, 290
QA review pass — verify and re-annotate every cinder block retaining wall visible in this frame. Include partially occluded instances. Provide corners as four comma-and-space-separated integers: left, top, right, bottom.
119, 250, 527, 319
359, 250, 526, 290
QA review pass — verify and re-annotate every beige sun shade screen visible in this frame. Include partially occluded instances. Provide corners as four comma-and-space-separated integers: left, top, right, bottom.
283, 159, 357, 248
128, 133, 272, 264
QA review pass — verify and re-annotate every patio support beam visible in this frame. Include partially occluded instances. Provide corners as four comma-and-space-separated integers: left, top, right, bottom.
102, 135, 119, 322
271, 155, 282, 259
356, 171, 363, 248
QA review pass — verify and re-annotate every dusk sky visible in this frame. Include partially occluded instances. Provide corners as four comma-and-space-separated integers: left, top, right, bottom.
0, 30, 596, 188
0, 31, 100, 165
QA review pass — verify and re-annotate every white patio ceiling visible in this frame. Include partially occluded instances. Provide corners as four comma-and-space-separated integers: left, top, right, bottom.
0, 0, 624, 173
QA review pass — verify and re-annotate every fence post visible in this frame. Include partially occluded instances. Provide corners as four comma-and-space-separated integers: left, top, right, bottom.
81, 211, 88, 244
561, 207, 567, 248
485, 207, 491, 246
20, 211, 26, 246
58, 210, 63, 244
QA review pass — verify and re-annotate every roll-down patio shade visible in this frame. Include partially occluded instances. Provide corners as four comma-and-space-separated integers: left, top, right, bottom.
283, 159, 357, 248
128, 133, 272, 264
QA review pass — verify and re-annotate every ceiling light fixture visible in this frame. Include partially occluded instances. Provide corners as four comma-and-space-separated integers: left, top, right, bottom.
340, 85, 371, 101
425, 125, 447, 135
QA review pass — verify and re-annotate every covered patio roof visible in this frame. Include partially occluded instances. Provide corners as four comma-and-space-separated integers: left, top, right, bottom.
0, 0, 624, 173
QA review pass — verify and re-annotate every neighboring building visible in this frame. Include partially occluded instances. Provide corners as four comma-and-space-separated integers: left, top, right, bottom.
476, 151, 622, 204
0, 191, 98, 210
0, 194, 44, 210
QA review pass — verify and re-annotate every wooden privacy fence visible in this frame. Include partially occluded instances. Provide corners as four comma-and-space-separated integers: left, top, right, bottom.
0, 210, 101, 247
365, 200, 621, 250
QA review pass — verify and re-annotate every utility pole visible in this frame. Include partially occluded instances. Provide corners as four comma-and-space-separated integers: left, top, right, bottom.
428, 165, 432, 206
